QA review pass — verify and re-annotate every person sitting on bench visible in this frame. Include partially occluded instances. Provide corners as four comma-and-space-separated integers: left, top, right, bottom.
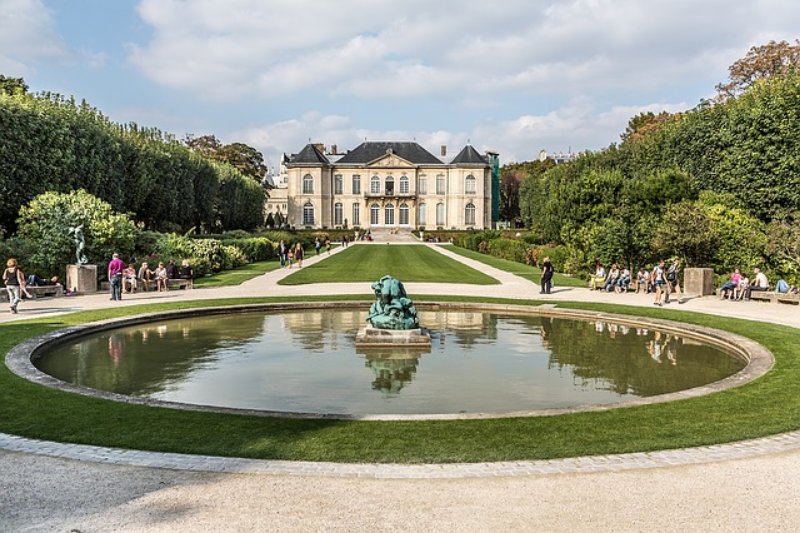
744, 267, 769, 301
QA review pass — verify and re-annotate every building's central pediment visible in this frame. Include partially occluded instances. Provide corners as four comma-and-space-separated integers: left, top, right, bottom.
365, 153, 416, 168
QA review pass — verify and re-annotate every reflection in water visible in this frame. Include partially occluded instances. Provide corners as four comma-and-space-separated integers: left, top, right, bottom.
36, 310, 746, 415
357, 347, 430, 395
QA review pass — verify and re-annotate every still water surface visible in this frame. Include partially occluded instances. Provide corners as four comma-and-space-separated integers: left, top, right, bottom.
36, 310, 744, 415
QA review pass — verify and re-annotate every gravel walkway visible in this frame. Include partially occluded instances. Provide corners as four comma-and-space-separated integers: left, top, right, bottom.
2, 242, 800, 531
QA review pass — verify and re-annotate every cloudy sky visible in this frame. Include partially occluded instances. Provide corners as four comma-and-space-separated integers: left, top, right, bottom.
1, 0, 798, 168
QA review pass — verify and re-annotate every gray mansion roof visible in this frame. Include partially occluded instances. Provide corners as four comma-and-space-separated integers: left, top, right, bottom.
336, 141, 444, 165
288, 141, 490, 167
289, 144, 330, 165
450, 145, 489, 166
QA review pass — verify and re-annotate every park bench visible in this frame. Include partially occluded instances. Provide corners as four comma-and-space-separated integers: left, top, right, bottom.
0, 285, 64, 301
715, 288, 799, 305
100, 278, 193, 292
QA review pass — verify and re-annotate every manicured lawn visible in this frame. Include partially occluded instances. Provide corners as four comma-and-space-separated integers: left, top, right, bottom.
1, 295, 800, 463
278, 244, 499, 285
443, 245, 585, 287
193, 260, 282, 288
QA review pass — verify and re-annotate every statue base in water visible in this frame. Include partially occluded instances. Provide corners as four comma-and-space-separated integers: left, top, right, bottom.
355, 326, 431, 348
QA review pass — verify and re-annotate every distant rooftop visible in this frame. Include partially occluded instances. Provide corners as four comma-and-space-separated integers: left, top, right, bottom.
335, 141, 444, 165
450, 145, 489, 166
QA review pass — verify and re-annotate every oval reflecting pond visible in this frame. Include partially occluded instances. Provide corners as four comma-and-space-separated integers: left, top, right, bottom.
35, 310, 745, 415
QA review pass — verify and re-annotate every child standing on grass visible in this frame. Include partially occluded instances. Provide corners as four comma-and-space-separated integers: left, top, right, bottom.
288, 248, 295, 268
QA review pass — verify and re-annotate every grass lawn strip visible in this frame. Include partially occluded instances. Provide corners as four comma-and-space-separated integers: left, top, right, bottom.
193, 260, 282, 288
1, 295, 798, 463
279, 244, 499, 285
443, 245, 585, 288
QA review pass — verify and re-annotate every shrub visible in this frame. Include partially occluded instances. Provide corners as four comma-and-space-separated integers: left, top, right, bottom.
16, 189, 137, 278
534, 244, 570, 272
486, 238, 528, 263
224, 237, 273, 262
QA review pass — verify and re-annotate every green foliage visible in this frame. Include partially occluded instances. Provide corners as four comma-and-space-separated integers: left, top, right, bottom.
224, 237, 274, 262
16, 190, 137, 277
532, 244, 570, 272
652, 202, 718, 267
765, 218, 800, 285
486, 238, 528, 263
0, 91, 260, 233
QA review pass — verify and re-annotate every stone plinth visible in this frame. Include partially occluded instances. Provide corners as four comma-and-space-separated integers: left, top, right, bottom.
66, 264, 98, 294
684, 267, 715, 296
355, 326, 431, 347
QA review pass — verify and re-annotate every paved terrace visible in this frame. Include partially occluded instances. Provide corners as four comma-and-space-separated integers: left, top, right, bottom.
2, 242, 800, 530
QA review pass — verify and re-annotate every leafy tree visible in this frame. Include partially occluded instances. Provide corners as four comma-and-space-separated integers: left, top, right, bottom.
186, 134, 268, 183
620, 111, 674, 144
16, 190, 137, 277
716, 39, 800, 100
0, 75, 28, 95
652, 202, 717, 267
765, 217, 800, 284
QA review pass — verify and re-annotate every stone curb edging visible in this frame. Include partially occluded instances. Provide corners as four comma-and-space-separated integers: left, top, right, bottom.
3, 429, 800, 478
5, 301, 774, 420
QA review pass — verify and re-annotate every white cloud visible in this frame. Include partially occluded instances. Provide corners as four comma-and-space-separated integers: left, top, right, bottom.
0, 0, 68, 75
232, 100, 688, 169
130, 0, 800, 100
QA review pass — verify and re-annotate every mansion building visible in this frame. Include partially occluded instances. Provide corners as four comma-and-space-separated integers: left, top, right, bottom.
266, 141, 499, 230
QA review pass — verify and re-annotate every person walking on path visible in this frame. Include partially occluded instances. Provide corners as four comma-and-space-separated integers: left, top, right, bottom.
665, 258, 681, 302
278, 240, 289, 268
295, 242, 305, 268
652, 260, 668, 306
314, 238, 321, 256
326, 238, 331, 255
107, 253, 125, 301
3, 258, 26, 314
540, 256, 554, 294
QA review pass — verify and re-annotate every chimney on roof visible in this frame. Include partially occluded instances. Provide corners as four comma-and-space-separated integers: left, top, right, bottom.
313, 143, 325, 153
441, 145, 447, 157
331, 144, 337, 155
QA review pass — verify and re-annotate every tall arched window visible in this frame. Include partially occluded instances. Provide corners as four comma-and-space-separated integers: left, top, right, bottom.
436, 202, 445, 226
399, 203, 409, 225
352, 203, 361, 225
418, 203, 427, 226
334, 175, 343, 195
334, 202, 343, 226
385, 203, 395, 225
418, 176, 428, 194
370, 203, 380, 225
385, 176, 395, 196
399, 175, 409, 194
303, 174, 314, 194
465, 175, 476, 194
436, 174, 446, 195
465, 202, 476, 226
370, 176, 380, 194
303, 202, 315, 225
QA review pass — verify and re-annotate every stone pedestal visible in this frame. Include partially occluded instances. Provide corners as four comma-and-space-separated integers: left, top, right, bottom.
66, 264, 98, 294
684, 267, 715, 296
355, 326, 431, 347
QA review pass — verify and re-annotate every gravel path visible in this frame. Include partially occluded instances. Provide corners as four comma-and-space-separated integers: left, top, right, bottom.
2, 242, 800, 531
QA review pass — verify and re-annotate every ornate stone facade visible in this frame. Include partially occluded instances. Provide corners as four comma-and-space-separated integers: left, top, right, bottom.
280, 141, 496, 230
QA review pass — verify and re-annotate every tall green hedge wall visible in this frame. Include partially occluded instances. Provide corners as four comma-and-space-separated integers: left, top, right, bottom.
0, 92, 263, 234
